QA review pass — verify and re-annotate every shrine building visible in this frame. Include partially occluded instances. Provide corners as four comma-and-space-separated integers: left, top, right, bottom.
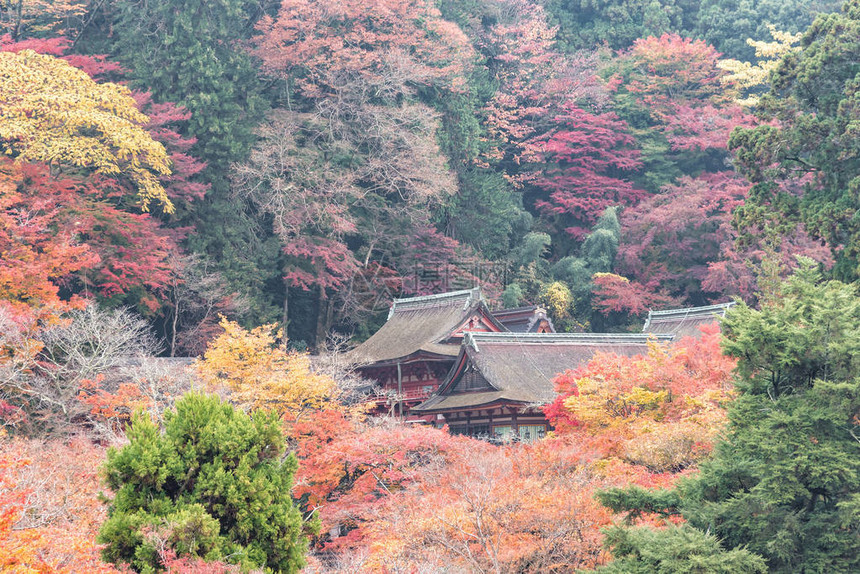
350, 290, 731, 434
411, 331, 674, 441
348, 288, 509, 418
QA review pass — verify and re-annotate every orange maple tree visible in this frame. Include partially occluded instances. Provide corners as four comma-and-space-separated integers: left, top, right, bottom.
363, 438, 615, 572
545, 324, 735, 475
0, 436, 119, 573
0, 159, 96, 317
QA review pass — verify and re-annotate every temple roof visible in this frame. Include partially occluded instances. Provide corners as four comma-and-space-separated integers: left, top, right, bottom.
348, 288, 506, 366
643, 302, 735, 339
413, 332, 674, 412
492, 305, 555, 333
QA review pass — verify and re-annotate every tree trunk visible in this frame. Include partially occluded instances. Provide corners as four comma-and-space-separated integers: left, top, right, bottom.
281, 278, 290, 349
170, 299, 179, 357
314, 288, 334, 351
13, 0, 24, 41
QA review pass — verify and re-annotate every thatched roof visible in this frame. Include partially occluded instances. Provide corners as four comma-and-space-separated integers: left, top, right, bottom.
349, 288, 506, 366
643, 302, 735, 339
492, 305, 555, 333
412, 332, 674, 412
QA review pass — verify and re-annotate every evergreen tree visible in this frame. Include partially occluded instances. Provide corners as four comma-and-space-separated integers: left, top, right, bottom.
99, 393, 307, 573
78, 0, 282, 325
593, 524, 767, 573
503, 208, 625, 330
692, 0, 841, 60
730, 0, 860, 280
595, 260, 860, 572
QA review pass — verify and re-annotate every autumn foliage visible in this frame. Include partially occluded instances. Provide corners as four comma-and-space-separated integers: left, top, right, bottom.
195, 317, 339, 423
0, 49, 173, 213
282, 327, 737, 571
534, 105, 645, 239
0, 160, 96, 315
254, 0, 471, 97
546, 324, 734, 474
0, 436, 119, 573
2, 1, 857, 572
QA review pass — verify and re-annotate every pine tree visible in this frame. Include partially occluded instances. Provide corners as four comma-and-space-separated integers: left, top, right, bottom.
594, 259, 860, 572
99, 392, 307, 573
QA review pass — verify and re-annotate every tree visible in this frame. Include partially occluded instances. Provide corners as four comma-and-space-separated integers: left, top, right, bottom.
480, 1, 608, 168
0, 157, 176, 316
92, 0, 269, 172
248, 0, 483, 340
0, 159, 96, 316
0, 49, 173, 213
615, 173, 834, 305
542, 0, 838, 58
194, 317, 339, 424
691, 0, 840, 60
80, 0, 278, 331
504, 208, 651, 331
717, 25, 802, 107
545, 324, 734, 472
729, 0, 860, 280
544, 0, 697, 53
597, 261, 860, 572
603, 33, 755, 194
0, 436, 121, 573
291, 412, 465, 553
0, 0, 88, 41
616, 174, 748, 304
99, 392, 307, 572
590, 272, 678, 317
591, 524, 767, 573
0, 39, 198, 315
253, 0, 471, 99
1, 304, 157, 434
292, 414, 614, 572
2, 36, 217, 320
365, 439, 613, 573
163, 253, 250, 357
532, 104, 644, 241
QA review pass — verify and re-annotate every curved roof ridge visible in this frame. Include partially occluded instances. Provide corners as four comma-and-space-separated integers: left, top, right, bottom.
464, 331, 674, 351
389, 287, 482, 318
492, 305, 541, 315
647, 302, 735, 320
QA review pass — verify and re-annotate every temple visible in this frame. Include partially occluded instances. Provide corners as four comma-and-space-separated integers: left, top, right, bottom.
350, 289, 729, 437
642, 302, 735, 338
491, 305, 555, 333
411, 331, 674, 441
348, 288, 507, 417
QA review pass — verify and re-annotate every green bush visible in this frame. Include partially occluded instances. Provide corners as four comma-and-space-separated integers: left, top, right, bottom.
99, 392, 306, 573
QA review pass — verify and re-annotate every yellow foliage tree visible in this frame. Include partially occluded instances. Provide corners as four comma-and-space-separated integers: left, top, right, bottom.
0, 0, 88, 39
195, 317, 339, 423
0, 49, 173, 212
717, 25, 802, 107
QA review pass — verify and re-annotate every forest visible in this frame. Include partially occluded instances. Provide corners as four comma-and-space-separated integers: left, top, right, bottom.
0, 0, 859, 572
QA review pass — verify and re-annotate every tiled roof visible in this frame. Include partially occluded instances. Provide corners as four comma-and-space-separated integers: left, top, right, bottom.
643, 302, 735, 339
413, 332, 674, 412
492, 305, 555, 333
349, 288, 505, 365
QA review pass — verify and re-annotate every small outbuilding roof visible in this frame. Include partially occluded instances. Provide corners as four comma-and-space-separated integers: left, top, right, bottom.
413, 332, 674, 412
642, 302, 735, 339
348, 288, 506, 366
492, 305, 555, 333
